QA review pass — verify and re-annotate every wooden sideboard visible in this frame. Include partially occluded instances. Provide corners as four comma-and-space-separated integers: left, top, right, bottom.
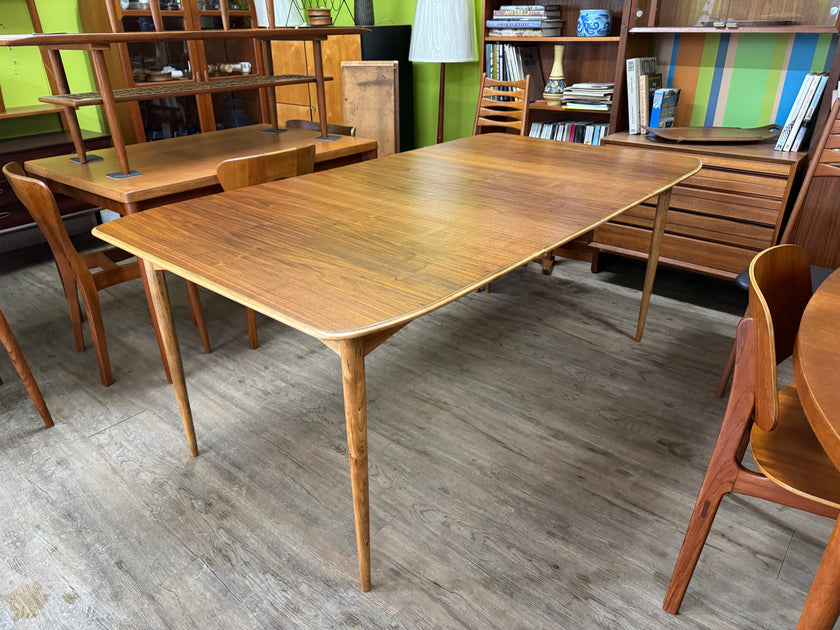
591, 133, 807, 279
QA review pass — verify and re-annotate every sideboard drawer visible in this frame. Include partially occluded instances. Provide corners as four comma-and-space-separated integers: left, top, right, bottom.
593, 134, 806, 279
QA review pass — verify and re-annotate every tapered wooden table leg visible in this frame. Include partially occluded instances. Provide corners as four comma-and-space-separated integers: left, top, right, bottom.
339, 337, 371, 592
140, 259, 199, 457
636, 189, 672, 342
797, 515, 840, 629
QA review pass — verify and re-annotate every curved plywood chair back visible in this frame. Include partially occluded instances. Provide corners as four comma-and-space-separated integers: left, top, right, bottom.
216, 144, 316, 191
748, 244, 813, 430
473, 73, 532, 136
3, 162, 92, 291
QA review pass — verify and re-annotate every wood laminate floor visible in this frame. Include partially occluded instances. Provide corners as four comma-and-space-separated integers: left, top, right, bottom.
0, 238, 835, 629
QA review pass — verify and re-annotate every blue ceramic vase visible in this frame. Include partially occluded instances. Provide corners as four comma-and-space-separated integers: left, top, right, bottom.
577, 9, 612, 37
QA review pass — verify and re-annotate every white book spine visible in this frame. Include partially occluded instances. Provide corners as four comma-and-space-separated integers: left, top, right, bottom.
626, 58, 640, 134
783, 73, 820, 151
775, 73, 815, 150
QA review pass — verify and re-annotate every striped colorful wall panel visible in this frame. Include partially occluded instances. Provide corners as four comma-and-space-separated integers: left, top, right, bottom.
655, 33, 837, 128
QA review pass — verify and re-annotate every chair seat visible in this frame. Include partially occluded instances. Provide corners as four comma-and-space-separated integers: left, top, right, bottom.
751, 382, 840, 509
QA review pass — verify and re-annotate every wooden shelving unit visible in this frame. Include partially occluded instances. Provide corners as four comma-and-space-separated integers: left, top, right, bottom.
0, 0, 110, 242
480, 0, 627, 134
588, 0, 840, 279
0, 26, 367, 177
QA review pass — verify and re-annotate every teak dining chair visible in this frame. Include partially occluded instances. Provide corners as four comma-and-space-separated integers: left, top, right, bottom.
664, 244, 840, 617
216, 144, 316, 348
473, 73, 532, 136
284, 118, 356, 137
716, 96, 840, 397
3, 162, 211, 386
0, 307, 53, 427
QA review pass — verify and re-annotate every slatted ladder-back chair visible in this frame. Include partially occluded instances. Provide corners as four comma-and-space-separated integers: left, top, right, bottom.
0, 306, 53, 427
664, 244, 840, 619
473, 73, 532, 136
3, 162, 211, 386
216, 144, 316, 348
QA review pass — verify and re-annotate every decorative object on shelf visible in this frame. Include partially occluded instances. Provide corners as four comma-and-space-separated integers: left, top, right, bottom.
641, 124, 782, 144
354, 0, 374, 25
542, 44, 566, 106
409, 0, 477, 144
577, 9, 612, 36
307, 7, 331, 25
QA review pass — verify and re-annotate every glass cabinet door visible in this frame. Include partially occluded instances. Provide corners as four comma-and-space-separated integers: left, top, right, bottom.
632, 0, 840, 30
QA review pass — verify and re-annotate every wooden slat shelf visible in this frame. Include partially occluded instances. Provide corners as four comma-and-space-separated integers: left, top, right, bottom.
39, 74, 332, 108
0, 104, 64, 119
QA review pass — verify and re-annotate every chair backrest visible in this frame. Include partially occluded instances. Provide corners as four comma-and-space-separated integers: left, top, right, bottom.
285, 119, 356, 137
473, 73, 532, 136
216, 144, 316, 192
3, 162, 91, 288
748, 244, 813, 430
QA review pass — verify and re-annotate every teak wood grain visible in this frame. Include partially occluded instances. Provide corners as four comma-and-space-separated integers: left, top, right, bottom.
92, 133, 700, 591
24, 126, 377, 213
794, 267, 840, 628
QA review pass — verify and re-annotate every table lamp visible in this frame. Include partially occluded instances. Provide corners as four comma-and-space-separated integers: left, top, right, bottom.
409, 0, 478, 144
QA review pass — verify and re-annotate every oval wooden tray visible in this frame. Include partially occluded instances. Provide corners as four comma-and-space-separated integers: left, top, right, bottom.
642, 124, 782, 143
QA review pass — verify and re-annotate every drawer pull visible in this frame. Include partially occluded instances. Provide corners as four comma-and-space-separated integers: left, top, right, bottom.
0, 212, 10, 220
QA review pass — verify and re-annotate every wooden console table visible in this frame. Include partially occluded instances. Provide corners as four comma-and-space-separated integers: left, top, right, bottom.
0, 27, 368, 178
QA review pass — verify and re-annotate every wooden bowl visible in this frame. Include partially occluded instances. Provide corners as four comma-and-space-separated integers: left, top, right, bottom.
307, 8, 332, 26
145, 71, 172, 82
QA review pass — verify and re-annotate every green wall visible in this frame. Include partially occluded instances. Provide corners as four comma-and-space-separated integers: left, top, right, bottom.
0, 0, 480, 145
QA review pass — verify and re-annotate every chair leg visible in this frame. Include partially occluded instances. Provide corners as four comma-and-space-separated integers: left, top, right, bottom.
246, 307, 259, 349
76, 280, 113, 387
715, 340, 736, 398
797, 515, 840, 630
185, 281, 211, 354
54, 260, 85, 352
0, 310, 54, 427
664, 320, 756, 614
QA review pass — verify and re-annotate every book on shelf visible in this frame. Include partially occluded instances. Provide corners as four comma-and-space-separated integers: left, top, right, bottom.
775, 73, 819, 151
638, 73, 662, 130
561, 81, 613, 111
488, 27, 564, 37
783, 73, 822, 151
528, 120, 609, 145
648, 88, 680, 128
485, 42, 545, 101
791, 73, 829, 151
493, 7, 562, 18
625, 56, 656, 134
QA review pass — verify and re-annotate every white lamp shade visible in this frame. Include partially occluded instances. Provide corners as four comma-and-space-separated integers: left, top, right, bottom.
409, 0, 478, 63
255, 0, 305, 27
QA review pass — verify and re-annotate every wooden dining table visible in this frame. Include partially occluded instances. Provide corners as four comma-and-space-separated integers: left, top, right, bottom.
793, 267, 840, 629
91, 133, 701, 591
24, 124, 378, 217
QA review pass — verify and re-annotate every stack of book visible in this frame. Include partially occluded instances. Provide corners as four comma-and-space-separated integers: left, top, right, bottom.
529, 120, 609, 145
487, 4, 564, 37
774, 72, 830, 152
560, 82, 614, 111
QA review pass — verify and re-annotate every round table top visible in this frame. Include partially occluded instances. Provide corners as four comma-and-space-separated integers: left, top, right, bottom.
795, 268, 840, 469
